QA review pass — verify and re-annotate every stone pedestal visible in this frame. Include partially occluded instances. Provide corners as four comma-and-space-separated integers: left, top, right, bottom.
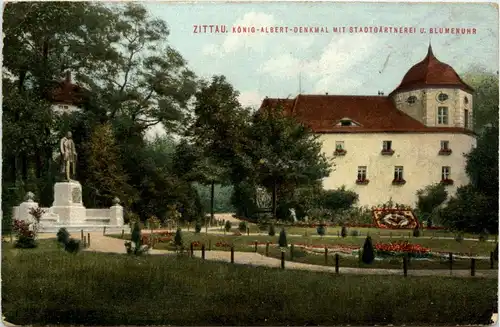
109, 204, 124, 226
18, 199, 39, 224
51, 181, 86, 225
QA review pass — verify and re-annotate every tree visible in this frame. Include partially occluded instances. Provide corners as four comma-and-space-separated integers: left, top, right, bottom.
416, 183, 448, 226
278, 228, 288, 248
361, 236, 375, 264
84, 123, 135, 207
250, 105, 332, 217
462, 68, 499, 132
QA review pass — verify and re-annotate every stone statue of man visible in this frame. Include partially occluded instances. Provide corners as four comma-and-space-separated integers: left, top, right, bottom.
60, 132, 77, 181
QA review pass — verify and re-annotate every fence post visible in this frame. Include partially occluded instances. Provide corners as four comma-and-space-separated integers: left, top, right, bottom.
324, 247, 328, 265
247, 227, 250, 236
471, 258, 476, 276
83, 236, 87, 248
81, 229, 84, 242
281, 251, 285, 269
290, 244, 294, 261
254, 241, 258, 253
403, 256, 408, 277
201, 244, 205, 260
10, 232, 13, 243
230, 246, 234, 263
491, 251, 495, 269
449, 252, 453, 272
121, 229, 124, 239
190, 242, 194, 257
265, 242, 269, 256
335, 254, 339, 273
103, 226, 106, 236
337, 230, 340, 237
87, 233, 90, 247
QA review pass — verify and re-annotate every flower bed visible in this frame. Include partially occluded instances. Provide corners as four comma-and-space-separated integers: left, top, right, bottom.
373, 208, 418, 229
374, 241, 431, 258
215, 241, 232, 248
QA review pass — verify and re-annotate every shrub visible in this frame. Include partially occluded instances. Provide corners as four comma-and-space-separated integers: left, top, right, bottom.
238, 221, 247, 233
350, 230, 359, 237
362, 236, 375, 264
412, 226, 420, 237
146, 216, 161, 230
479, 229, 489, 242
56, 228, 70, 245
174, 228, 183, 249
64, 238, 81, 253
320, 187, 359, 211
194, 221, 202, 234
278, 228, 288, 248
224, 220, 232, 232
12, 220, 37, 249
268, 224, 276, 236
455, 232, 464, 243
341, 226, 348, 238
317, 224, 326, 236
127, 222, 148, 255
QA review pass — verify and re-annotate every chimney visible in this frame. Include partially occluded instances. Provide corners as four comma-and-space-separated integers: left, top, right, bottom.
65, 71, 71, 83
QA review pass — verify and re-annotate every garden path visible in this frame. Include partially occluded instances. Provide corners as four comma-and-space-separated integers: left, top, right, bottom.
68, 232, 498, 279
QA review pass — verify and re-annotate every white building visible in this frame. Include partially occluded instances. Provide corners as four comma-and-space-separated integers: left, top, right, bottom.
260, 45, 476, 207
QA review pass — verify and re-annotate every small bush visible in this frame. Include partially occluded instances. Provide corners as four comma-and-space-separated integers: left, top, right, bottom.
350, 230, 359, 237
56, 228, 70, 244
64, 238, 80, 253
341, 226, 348, 238
238, 221, 247, 233
174, 228, 183, 249
195, 221, 202, 234
361, 236, 375, 264
224, 220, 232, 232
455, 233, 464, 243
15, 235, 37, 249
479, 229, 489, 242
426, 218, 432, 228
412, 227, 420, 237
278, 228, 288, 248
317, 224, 326, 236
268, 224, 276, 236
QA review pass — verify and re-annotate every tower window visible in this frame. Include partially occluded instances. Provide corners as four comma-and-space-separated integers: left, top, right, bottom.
437, 93, 449, 102
437, 107, 449, 125
464, 96, 469, 105
464, 109, 469, 129
407, 95, 417, 104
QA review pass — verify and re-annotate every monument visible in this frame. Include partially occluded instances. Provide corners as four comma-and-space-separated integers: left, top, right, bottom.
12, 131, 128, 233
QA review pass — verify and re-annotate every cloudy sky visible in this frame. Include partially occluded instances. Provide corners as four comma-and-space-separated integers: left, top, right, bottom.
143, 1, 498, 121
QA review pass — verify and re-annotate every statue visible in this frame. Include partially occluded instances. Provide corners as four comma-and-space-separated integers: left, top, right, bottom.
289, 208, 297, 222
60, 132, 77, 181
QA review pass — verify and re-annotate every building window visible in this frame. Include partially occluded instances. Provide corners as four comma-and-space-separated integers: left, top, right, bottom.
441, 166, 454, 185
356, 166, 369, 184
464, 96, 469, 105
437, 107, 449, 125
381, 140, 394, 155
464, 109, 469, 129
437, 93, 449, 102
334, 141, 346, 156
340, 120, 352, 126
438, 140, 452, 155
407, 96, 417, 104
392, 166, 406, 185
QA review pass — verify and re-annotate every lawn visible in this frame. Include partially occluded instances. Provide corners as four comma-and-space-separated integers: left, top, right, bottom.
113, 230, 498, 256
2, 239, 497, 326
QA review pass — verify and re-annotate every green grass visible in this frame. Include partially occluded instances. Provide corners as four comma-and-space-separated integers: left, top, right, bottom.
2, 240, 497, 326
113, 230, 497, 256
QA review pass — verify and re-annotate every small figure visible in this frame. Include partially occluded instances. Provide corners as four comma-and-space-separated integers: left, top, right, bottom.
289, 208, 297, 223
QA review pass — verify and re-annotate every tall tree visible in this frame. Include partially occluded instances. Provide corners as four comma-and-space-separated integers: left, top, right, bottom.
249, 105, 332, 217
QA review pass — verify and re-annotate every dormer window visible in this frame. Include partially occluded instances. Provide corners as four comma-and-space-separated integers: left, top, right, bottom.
335, 117, 361, 127
407, 96, 417, 104
437, 93, 449, 102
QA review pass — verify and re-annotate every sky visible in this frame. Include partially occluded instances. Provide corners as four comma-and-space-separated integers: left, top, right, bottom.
141, 1, 498, 136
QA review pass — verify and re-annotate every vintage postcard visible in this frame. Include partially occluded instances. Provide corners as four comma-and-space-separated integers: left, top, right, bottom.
2, 1, 499, 326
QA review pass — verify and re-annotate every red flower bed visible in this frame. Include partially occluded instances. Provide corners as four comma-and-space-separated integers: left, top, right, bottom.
215, 241, 232, 248
191, 241, 202, 248
375, 241, 430, 255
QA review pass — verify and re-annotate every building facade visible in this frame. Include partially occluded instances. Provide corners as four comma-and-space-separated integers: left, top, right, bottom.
260, 45, 476, 207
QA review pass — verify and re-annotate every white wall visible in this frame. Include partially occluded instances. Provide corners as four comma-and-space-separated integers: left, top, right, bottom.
319, 132, 476, 207
52, 104, 81, 115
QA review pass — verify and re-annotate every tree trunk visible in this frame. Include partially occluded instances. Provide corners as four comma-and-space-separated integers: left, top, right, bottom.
272, 180, 277, 218
210, 181, 215, 227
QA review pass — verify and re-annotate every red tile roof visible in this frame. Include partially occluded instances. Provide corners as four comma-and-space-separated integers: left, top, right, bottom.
259, 94, 474, 135
389, 45, 473, 96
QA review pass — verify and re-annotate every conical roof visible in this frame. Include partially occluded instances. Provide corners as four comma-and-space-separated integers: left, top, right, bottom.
390, 45, 473, 96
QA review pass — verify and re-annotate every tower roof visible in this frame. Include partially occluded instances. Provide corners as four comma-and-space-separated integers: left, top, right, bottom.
389, 45, 473, 96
